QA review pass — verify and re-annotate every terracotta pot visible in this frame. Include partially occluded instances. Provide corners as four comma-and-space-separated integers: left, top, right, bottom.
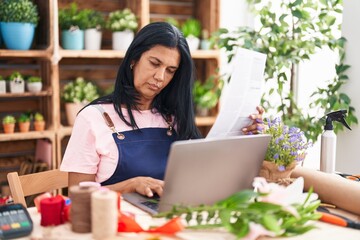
3, 123, 15, 134
19, 122, 30, 132
259, 161, 296, 183
34, 121, 45, 131
65, 102, 85, 126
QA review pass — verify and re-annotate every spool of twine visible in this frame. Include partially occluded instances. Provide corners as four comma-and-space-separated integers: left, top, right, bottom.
69, 185, 98, 233
91, 188, 119, 239
40, 195, 64, 226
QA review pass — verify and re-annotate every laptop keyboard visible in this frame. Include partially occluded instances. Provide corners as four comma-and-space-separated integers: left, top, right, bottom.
141, 200, 159, 211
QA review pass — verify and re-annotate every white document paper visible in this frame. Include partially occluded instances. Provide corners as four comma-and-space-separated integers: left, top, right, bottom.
206, 48, 267, 138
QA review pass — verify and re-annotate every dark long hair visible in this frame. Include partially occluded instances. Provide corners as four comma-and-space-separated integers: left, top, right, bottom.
88, 22, 202, 140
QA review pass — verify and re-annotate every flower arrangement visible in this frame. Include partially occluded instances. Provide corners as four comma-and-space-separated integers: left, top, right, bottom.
62, 77, 99, 103
156, 177, 320, 240
263, 117, 312, 170
106, 8, 138, 32
0, 0, 39, 25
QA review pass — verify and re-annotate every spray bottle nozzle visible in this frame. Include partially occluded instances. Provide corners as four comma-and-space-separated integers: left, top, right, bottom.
324, 109, 352, 131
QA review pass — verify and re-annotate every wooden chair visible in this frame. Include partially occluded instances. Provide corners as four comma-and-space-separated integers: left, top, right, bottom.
7, 169, 68, 207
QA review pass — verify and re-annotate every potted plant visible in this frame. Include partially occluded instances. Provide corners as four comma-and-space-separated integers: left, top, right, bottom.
26, 76, 42, 93
33, 112, 45, 131
9, 72, 25, 93
2, 114, 16, 134
106, 8, 138, 51
193, 75, 223, 116
259, 117, 312, 183
181, 18, 201, 51
58, 3, 87, 50
62, 77, 99, 125
83, 9, 105, 50
0, 0, 39, 50
18, 113, 31, 132
0, 75, 6, 93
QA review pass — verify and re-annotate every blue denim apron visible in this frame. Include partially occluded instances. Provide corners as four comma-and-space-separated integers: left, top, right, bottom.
93, 105, 177, 186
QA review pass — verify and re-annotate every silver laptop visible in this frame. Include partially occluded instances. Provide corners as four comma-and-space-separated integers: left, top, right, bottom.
122, 134, 271, 215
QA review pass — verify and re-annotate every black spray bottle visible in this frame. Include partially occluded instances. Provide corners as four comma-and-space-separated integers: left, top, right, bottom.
320, 109, 351, 173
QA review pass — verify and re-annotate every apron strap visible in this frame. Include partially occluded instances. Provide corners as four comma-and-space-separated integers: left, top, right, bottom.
93, 105, 124, 138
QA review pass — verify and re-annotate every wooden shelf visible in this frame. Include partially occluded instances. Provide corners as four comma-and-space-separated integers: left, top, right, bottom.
195, 116, 217, 126
191, 50, 220, 59
0, 130, 55, 142
57, 126, 73, 139
0, 49, 50, 58
0, 89, 53, 98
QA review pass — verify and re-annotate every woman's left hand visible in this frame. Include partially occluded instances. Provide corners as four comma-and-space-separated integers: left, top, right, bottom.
242, 106, 265, 135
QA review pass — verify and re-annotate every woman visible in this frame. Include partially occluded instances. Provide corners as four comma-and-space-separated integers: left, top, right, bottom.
60, 22, 264, 197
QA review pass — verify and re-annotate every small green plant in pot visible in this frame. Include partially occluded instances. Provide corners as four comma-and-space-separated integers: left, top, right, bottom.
181, 18, 202, 51
18, 113, 31, 132
83, 9, 105, 50
2, 114, 16, 134
26, 76, 42, 93
62, 77, 99, 125
107, 8, 138, 51
33, 112, 45, 131
193, 75, 223, 116
9, 71, 25, 93
0, 0, 39, 50
59, 3, 87, 50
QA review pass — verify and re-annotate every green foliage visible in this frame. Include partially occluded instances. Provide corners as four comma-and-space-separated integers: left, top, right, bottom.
193, 75, 223, 109
58, 3, 87, 30
2, 115, 16, 124
82, 9, 105, 29
106, 8, 138, 32
156, 188, 321, 239
165, 17, 180, 28
18, 113, 30, 123
27, 76, 41, 83
212, 0, 357, 143
181, 18, 202, 38
9, 71, 23, 82
0, 75, 3, 80
0, 0, 39, 25
34, 112, 44, 121
62, 77, 99, 103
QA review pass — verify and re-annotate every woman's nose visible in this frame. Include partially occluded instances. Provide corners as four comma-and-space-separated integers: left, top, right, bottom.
154, 68, 166, 82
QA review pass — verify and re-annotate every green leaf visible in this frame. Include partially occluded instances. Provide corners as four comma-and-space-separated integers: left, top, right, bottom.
261, 214, 281, 234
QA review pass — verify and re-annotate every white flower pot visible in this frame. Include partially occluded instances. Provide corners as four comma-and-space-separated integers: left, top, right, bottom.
27, 82, 42, 93
186, 36, 200, 51
10, 80, 25, 93
65, 102, 86, 126
85, 28, 102, 50
112, 30, 134, 51
0, 80, 6, 94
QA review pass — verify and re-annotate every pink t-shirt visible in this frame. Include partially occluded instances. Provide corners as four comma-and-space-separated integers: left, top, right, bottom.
60, 104, 170, 183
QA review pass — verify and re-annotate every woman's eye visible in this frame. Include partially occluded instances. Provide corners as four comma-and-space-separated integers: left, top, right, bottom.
167, 69, 176, 74
150, 61, 160, 66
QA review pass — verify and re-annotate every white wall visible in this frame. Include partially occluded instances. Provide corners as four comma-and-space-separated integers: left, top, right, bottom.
336, 0, 360, 174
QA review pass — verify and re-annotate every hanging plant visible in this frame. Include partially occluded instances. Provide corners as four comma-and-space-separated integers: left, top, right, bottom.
212, 0, 357, 143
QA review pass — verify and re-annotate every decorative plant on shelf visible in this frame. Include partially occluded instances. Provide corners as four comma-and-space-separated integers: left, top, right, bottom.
212, 0, 357, 143
2, 115, 16, 134
9, 71, 25, 93
156, 177, 320, 240
26, 76, 42, 93
33, 112, 45, 131
18, 113, 31, 133
181, 18, 202, 50
58, 3, 88, 50
259, 117, 312, 183
193, 74, 223, 116
62, 77, 99, 125
0, 75, 5, 93
107, 8, 138, 51
0, 0, 39, 50
82, 8, 105, 50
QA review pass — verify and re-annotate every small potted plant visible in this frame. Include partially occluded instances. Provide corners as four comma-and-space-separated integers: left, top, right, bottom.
18, 113, 31, 132
26, 76, 42, 93
9, 72, 25, 93
62, 77, 99, 125
58, 3, 87, 50
0, 0, 39, 50
2, 115, 16, 134
107, 8, 138, 51
0, 75, 6, 93
83, 9, 105, 50
33, 112, 45, 131
181, 18, 202, 51
193, 75, 223, 116
259, 117, 312, 183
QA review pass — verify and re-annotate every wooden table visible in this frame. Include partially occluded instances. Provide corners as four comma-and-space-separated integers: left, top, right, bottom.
24, 200, 360, 240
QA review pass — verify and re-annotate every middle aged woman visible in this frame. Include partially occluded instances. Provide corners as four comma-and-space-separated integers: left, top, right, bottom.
60, 22, 265, 197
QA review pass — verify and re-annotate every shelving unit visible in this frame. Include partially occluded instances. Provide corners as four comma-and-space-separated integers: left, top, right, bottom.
0, 0, 220, 179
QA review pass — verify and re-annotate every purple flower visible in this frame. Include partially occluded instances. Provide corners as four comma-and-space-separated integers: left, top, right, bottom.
278, 165, 286, 171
